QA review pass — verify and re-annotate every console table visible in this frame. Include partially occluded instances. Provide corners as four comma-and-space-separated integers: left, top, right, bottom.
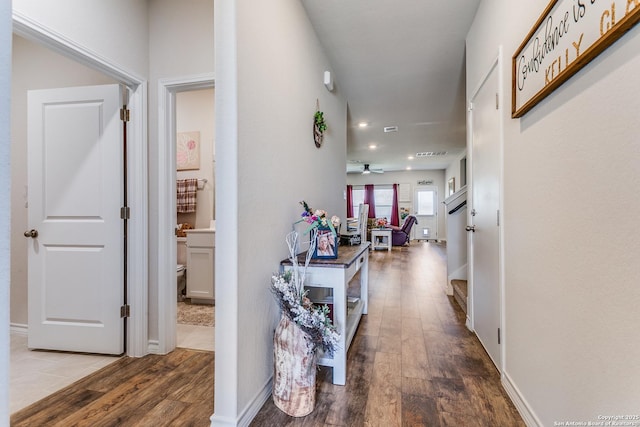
280, 242, 370, 385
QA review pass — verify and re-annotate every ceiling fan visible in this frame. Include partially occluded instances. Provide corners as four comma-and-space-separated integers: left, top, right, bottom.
362, 164, 383, 174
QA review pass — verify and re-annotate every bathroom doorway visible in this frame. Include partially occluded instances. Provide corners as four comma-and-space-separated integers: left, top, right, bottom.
157, 74, 215, 354
175, 87, 215, 351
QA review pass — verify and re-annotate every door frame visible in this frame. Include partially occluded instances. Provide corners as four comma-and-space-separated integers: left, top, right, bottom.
13, 11, 149, 357
413, 185, 439, 241
467, 47, 506, 371
156, 74, 215, 354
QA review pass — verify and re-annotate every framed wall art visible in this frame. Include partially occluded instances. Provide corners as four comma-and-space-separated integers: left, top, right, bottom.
177, 131, 200, 170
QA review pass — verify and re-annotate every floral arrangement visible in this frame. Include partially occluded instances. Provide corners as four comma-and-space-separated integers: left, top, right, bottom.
298, 200, 340, 236
374, 217, 389, 228
271, 231, 339, 355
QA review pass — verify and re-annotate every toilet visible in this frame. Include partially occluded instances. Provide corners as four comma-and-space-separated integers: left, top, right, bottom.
177, 264, 186, 300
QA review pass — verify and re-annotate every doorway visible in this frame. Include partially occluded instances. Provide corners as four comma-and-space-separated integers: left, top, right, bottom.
8, 25, 148, 411
468, 53, 504, 370
414, 186, 438, 241
157, 74, 215, 354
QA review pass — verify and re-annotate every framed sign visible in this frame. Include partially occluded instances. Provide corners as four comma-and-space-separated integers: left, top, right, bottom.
512, 0, 640, 118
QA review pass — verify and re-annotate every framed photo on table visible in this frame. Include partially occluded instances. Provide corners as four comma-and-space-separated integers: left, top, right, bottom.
313, 228, 338, 259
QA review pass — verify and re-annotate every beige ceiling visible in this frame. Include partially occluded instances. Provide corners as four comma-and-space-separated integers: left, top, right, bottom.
301, 0, 481, 174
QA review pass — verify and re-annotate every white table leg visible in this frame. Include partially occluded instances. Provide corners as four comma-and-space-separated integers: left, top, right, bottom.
332, 274, 347, 385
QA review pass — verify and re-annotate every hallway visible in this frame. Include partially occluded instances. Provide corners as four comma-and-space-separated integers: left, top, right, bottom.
251, 242, 524, 426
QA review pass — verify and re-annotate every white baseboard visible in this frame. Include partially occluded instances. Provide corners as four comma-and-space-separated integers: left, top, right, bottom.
502, 371, 542, 427
210, 376, 273, 427
147, 340, 160, 354
10, 323, 28, 336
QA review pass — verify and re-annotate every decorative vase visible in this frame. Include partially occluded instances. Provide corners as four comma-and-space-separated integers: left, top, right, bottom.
313, 122, 324, 148
273, 314, 317, 417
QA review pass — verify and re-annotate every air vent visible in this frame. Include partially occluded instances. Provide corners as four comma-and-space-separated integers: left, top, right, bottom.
416, 151, 448, 157
383, 126, 398, 133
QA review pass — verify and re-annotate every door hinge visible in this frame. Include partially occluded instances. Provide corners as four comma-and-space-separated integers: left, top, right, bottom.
120, 206, 130, 220
497, 209, 500, 226
496, 93, 499, 110
121, 304, 130, 318
498, 327, 501, 344
120, 106, 130, 122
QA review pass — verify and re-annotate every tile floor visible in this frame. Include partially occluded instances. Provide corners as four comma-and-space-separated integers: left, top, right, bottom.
10, 323, 214, 414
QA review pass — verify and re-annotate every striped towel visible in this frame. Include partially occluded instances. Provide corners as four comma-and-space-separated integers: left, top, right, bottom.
177, 179, 198, 213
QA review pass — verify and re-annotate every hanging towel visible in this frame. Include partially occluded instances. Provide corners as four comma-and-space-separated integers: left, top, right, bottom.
177, 178, 198, 213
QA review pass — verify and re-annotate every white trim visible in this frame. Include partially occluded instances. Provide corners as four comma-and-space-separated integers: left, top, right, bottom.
9, 324, 28, 336
502, 372, 543, 427
157, 73, 215, 354
210, 377, 272, 427
12, 11, 149, 358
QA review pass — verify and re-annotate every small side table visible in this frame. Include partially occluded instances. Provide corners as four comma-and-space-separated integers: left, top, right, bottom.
371, 228, 392, 251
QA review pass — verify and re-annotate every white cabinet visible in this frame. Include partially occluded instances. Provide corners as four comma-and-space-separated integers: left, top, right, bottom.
185, 228, 215, 302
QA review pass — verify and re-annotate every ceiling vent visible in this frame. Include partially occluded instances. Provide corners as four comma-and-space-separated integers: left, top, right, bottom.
416, 151, 447, 157
383, 126, 398, 133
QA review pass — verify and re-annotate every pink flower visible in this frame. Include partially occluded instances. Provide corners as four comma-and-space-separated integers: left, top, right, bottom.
187, 140, 196, 150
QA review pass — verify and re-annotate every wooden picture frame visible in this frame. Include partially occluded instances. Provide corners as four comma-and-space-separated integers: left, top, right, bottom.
512, 0, 640, 118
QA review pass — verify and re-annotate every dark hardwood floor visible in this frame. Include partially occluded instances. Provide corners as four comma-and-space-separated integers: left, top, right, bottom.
11, 242, 524, 426
10, 348, 214, 427
251, 241, 525, 426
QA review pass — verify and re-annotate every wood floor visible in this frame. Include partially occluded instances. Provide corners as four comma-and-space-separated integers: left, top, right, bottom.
251, 242, 525, 426
10, 348, 214, 427
10, 242, 524, 426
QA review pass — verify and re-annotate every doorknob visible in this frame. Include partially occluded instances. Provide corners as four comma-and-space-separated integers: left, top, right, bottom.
465, 225, 475, 232
24, 229, 38, 238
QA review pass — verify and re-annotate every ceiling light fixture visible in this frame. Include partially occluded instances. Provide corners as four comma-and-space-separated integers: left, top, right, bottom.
368, 144, 377, 150
358, 121, 368, 128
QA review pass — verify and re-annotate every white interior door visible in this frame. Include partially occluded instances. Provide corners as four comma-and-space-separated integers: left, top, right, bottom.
469, 64, 501, 368
414, 186, 438, 241
27, 84, 125, 354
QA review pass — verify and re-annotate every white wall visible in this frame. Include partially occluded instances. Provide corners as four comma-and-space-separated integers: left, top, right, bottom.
1, 0, 13, 421
214, 0, 347, 423
347, 170, 446, 240
13, 0, 149, 78
147, 0, 214, 342
176, 88, 216, 229
468, 1, 640, 425
9, 36, 116, 327
445, 150, 467, 195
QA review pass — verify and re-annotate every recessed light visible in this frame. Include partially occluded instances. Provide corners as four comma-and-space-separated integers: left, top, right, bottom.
358, 122, 368, 128
406, 166, 412, 170
368, 144, 377, 150
407, 156, 414, 160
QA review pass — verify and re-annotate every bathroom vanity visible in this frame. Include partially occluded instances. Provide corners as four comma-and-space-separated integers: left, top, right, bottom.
185, 227, 215, 303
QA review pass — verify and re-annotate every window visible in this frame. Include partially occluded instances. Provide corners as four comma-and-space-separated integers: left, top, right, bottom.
351, 188, 364, 218
350, 186, 394, 220
416, 189, 435, 216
